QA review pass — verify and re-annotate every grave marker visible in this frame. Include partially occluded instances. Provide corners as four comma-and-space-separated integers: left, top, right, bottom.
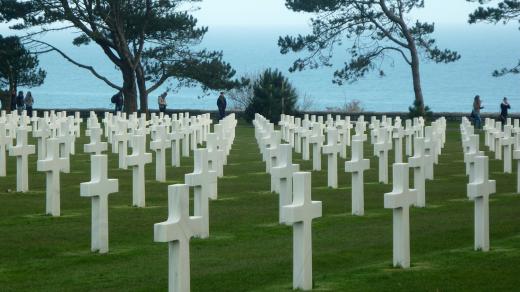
345, 136, 370, 216
9, 127, 36, 192
281, 172, 322, 291
384, 163, 417, 268
467, 156, 496, 251
154, 184, 203, 292
127, 134, 153, 207
80, 155, 119, 253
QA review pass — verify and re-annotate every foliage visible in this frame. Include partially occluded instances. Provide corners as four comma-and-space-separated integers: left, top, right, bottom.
408, 99, 433, 120
467, 0, 520, 76
296, 93, 315, 112
279, 0, 461, 115
345, 99, 364, 113
0, 34, 45, 111
227, 73, 256, 111
0, 0, 241, 112
326, 99, 364, 113
245, 69, 298, 123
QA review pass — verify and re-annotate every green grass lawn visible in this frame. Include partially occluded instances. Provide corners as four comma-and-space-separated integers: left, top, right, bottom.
1, 120, 520, 291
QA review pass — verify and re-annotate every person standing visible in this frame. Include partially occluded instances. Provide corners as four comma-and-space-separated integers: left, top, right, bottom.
499, 97, 511, 124
217, 92, 227, 120
10, 89, 16, 112
111, 90, 123, 114
158, 92, 167, 113
24, 91, 34, 117
472, 95, 484, 129
16, 91, 25, 115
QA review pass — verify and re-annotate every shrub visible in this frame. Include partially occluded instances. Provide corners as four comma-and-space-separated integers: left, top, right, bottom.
408, 100, 433, 120
245, 69, 298, 123
325, 99, 364, 113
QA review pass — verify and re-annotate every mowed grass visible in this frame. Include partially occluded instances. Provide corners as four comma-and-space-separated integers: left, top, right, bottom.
0, 120, 520, 291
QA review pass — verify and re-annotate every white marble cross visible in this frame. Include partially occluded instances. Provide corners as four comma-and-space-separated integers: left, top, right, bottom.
513, 142, 520, 193
501, 125, 514, 173
404, 120, 414, 156
169, 121, 183, 167
384, 163, 417, 268
281, 172, 322, 291
66, 116, 77, 155
113, 120, 129, 169
0, 123, 11, 177
294, 118, 302, 154
374, 128, 392, 184
154, 184, 204, 292
9, 127, 36, 192
127, 134, 153, 207
151, 124, 171, 182
73, 112, 82, 138
467, 155, 496, 252
33, 118, 51, 160
84, 126, 107, 155
408, 137, 427, 208
181, 119, 191, 158
337, 118, 352, 159
423, 126, 436, 180
464, 135, 484, 182
207, 133, 224, 199
57, 119, 73, 158
322, 127, 341, 188
185, 148, 216, 238
207, 132, 224, 178
80, 154, 119, 253
345, 135, 370, 216
37, 138, 70, 216
267, 130, 282, 174
300, 122, 311, 161
393, 124, 404, 163
309, 123, 324, 171
493, 122, 503, 160
272, 144, 300, 223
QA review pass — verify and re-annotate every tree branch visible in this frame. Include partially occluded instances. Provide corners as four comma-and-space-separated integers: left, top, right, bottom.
26, 39, 121, 90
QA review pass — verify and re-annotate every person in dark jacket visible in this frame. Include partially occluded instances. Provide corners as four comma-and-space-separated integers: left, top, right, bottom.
499, 97, 511, 124
471, 95, 484, 129
217, 92, 227, 120
10, 89, 16, 112
24, 91, 34, 117
112, 91, 123, 114
16, 91, 24, 114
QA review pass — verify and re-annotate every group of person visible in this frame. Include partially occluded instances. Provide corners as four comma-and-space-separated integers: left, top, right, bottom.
8, 89, 34, 116
471, 95, 511, 129
111, 90, 228, 120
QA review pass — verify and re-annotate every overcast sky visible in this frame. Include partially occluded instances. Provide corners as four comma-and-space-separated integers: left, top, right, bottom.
192, 0, 483, 28
0, 0, 503, 35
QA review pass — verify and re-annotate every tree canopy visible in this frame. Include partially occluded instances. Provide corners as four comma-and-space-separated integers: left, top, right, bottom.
0, 34, 46, 111
0, 0, 242, 113
279, 0, 460, 115
468, 0, 520, 76
245, 69, 298, 123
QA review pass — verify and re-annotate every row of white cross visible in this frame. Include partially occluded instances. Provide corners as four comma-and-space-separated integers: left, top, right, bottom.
461, 117, 504, 252
253, 112, 449, 290
0, 109, 238, 292
153, 113, 237, 292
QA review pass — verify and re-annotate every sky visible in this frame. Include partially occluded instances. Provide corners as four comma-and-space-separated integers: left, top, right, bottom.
0, 0, 502, 33
192, 0, 485, 28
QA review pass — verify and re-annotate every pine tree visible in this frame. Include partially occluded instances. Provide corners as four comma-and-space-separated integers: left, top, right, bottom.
279, 0, 461, 116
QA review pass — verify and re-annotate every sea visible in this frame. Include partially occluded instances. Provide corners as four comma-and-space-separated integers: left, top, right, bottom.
3, 24, 520, 113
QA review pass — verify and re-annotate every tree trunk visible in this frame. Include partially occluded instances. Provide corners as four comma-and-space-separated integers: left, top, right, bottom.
410, 46, 425, 116
122, 65, 138, 114
135, 64, 149, 114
